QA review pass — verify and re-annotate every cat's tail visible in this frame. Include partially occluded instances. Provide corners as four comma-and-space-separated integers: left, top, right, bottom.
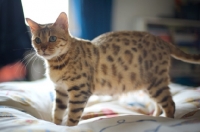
168, 42, 200, 64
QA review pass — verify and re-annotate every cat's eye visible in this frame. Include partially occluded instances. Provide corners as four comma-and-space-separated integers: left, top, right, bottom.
49, 36, 57, 42
35, 37, 41, 44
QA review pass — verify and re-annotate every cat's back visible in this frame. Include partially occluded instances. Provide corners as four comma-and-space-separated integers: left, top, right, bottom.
91, 31, 171, 95
92, 31, 149, 46
91, 31, 170, 65
91, 31, 162, 60
91, 31, 170, 60
91, 31, 152, 63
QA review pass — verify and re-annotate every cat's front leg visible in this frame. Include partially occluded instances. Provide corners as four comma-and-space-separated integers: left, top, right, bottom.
66, 87, 91, 126
53, 87, 69, 125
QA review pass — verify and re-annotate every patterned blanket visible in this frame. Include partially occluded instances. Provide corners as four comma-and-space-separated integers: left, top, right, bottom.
0, 79, 200, 132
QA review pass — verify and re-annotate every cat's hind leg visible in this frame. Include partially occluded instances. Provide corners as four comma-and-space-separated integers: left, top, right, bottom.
146, 79, 175, 118
153, 102, 162, 116
53, 88, 69, 125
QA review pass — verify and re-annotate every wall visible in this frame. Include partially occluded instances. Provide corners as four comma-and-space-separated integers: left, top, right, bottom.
112, 0, 174, 31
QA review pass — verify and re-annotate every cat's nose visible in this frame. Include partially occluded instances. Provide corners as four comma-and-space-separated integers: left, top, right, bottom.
41, 46, 47, 52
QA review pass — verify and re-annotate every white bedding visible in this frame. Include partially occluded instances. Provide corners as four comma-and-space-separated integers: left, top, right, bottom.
0, 79, 200, 132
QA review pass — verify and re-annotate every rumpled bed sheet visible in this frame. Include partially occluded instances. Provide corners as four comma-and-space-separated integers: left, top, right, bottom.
0, 79, 200, 132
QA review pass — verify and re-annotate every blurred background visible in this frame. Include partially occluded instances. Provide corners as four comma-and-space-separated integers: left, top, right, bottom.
0, 0, 200, 86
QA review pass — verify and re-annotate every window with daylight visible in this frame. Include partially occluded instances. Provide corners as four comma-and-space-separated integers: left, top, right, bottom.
21, 0, 69, 24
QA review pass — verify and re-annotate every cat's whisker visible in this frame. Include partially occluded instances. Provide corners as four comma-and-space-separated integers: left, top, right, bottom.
23, 51, 35, 62
11, 48, 32, 67
27, 53, 37, 67
23, 52, 36, 67
26, 54, 39, 80
11, 52, 34, 79
14, 51, 36, 77
10, 49, 34, 69
31, 55, 42, 74
24, 53, 37, 71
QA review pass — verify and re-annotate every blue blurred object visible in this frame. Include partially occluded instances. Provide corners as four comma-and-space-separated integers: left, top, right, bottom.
70, 0, 113, 40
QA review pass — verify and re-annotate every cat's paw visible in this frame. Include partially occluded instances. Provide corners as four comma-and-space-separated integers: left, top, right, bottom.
53, 117, 62, 125
66, 120, 78, 126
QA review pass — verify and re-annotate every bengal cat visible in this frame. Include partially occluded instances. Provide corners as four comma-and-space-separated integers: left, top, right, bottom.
26, 12, 200, 126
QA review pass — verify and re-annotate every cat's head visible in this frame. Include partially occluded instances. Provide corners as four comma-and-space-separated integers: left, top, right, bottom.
26, 12, 71, 60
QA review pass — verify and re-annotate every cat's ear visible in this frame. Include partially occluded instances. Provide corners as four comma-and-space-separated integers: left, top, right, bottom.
26, 18, 40, 32
53, 12, 68, 30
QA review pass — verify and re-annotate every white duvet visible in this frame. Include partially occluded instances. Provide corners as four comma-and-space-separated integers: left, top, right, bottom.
0, 79, 200, 132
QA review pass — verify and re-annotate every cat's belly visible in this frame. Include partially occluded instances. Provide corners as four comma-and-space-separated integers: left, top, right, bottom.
93, 76, 144, 95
